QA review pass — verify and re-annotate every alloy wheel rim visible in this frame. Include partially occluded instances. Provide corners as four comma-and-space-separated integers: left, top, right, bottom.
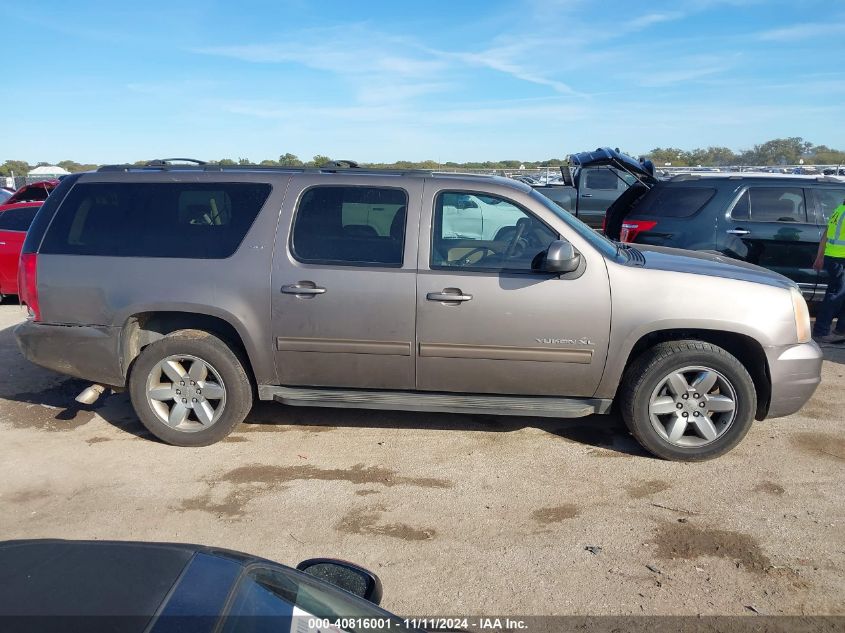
145, 354, 226, 432
648, 366, 737, 447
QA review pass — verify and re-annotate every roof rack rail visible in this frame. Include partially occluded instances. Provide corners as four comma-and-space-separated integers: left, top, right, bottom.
145, 158, 208, 166
93, 160, 502, 179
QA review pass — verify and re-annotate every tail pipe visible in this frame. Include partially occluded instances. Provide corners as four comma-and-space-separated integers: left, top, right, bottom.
76, 384, 107, 406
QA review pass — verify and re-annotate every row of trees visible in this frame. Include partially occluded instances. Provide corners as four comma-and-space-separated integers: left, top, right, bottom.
3, 138, 843, 176
647, 137, 845, 167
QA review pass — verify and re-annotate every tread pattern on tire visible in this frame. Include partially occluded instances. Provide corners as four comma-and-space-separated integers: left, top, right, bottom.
129, 329, 253, 447
619, 340, 756, 461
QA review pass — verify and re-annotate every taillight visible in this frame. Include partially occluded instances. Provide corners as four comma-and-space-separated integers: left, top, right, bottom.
18, 252, 40, 321
620, 220, 657, 243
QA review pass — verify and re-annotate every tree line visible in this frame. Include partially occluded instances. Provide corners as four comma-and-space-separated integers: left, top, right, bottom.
646, 137, 845, 167
2, 137, 843, 177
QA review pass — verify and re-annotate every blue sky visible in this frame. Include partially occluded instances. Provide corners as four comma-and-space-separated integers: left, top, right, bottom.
2, 0, 844, 163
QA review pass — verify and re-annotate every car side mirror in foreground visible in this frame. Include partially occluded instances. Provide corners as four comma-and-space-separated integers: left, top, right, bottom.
296, 558, 384, 605
542, 239, 581, 274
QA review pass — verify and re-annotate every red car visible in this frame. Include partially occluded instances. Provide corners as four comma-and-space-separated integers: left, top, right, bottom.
0, 202, 41, 299
3, 179, 59, 205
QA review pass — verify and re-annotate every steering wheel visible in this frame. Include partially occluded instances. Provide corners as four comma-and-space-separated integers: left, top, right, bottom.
503, 218, 530, 260
451, 246, 497, 267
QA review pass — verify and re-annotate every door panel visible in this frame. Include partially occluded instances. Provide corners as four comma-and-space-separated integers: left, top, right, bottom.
416, 184, 611, 397
721, 186, 821, 298
579, 167, 628, 228
0, 230, 24, 293
271, 176, 421, 390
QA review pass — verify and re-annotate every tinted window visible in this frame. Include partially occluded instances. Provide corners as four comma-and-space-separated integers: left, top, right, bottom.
0, 206, 39, 232
291, 186, 407, 266
584, 168, 618, 190
814, 188, 845, 222
40, 182, 270, 258
748, 187, 806, 222
633, 186, 717, 218
731, 191, 750, 220
432, 192, 557, 271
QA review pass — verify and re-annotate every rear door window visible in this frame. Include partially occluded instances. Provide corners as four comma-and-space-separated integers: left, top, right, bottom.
743, 187, 807, 223
583, 168, 618, 190
0, 206, 39, 232
631, 186, 716, 218
290, 186, 407, 266
39, 182, 271, 258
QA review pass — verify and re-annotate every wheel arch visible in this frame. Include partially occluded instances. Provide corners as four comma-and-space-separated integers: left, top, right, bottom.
616, 328, 771, 420
120, 311, 259, 388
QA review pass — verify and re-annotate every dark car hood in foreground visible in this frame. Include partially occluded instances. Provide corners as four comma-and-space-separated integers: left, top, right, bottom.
633, 244, 796, 290
0, 540, 196, 619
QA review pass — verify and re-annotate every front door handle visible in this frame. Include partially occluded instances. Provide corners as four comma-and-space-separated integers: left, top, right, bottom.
726, 228, 750, 236
281, 282, 326, 296
581, 193, 593, 198
427, 289, 473, 302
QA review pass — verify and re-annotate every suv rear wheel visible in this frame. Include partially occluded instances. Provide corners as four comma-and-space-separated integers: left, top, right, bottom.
129, 329, 253, 446
619, 340, 756, 461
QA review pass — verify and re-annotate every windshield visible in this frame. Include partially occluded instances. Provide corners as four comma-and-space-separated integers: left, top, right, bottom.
529, 188, 620, 259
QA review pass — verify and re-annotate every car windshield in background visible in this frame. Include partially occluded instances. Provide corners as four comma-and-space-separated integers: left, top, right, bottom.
632, 186, 716, 218
528, 188, 619, 258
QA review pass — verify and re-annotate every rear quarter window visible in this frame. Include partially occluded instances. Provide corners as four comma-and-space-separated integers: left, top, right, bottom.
39, 182, 271, 258
631, 186, 716, 218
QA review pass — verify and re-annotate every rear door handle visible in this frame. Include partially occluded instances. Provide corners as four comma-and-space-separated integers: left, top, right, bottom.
726, 228, 750, 236
581, 193, 593, 198
427, 290, 473, 302
281, 282, 326, 295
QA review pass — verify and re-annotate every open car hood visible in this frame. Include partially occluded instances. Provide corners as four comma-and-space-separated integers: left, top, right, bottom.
567, 147, 658, 187
6, 180, 59, 205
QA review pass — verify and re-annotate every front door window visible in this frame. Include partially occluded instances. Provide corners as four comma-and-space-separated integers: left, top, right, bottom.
432, 192, 557, 272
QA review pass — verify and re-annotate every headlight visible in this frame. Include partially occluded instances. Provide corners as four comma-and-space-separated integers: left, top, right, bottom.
791, 287, 811, 343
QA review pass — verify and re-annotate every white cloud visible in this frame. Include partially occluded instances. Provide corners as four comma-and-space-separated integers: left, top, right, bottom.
757, 21, 845, 41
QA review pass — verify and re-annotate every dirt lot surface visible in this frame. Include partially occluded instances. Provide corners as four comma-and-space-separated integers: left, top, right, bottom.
1, 302, 843, 617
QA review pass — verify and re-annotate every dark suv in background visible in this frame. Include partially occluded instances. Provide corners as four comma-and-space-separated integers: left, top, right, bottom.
571, 149, 845, 302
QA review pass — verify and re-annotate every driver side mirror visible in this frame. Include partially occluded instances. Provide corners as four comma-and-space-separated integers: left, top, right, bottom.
296, 558, 384, 605
542, 239, 581, 274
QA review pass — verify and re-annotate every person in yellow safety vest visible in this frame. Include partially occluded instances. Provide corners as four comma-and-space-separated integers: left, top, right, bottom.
812, 201, 845, 343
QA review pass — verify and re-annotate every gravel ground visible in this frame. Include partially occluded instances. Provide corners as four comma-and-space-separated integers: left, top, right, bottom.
0, 301, 843, 617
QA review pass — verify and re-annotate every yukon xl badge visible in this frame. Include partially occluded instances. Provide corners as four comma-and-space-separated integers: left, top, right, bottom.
536, 337, 593, 346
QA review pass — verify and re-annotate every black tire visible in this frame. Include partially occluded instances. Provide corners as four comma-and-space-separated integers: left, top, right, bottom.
619, 340, 756, 461
129, 329, 253, 446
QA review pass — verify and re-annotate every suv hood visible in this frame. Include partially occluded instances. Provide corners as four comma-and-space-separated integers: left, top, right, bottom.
632, 244, 795, 290
568, 148, 658, 187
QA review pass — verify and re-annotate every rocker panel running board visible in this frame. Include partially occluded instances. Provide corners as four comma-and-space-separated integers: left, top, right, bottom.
258, 385, 611, 418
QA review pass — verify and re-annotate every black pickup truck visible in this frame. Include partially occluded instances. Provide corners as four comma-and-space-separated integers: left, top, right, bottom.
531, 149, 643, 229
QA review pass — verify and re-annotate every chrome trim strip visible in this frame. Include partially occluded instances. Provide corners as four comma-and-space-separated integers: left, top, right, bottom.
419, 342, 593, 364
276, 337, 411, 356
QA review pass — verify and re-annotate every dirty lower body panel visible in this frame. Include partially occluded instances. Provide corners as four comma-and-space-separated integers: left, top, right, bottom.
15, 320, 125, 387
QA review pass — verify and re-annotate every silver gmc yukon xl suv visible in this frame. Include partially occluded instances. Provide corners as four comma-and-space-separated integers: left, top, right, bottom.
15, 163, 823, 460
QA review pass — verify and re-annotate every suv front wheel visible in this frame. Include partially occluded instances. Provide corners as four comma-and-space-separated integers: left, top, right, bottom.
129, 329, 253, 446
619, 340, 756, 461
